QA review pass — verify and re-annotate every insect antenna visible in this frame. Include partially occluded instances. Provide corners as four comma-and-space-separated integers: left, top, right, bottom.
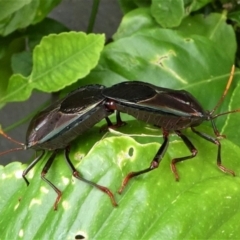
210, 65, 236, 117
210, 65, 240, 119
212, 108, 240, 119
205, 65, 240, 137
0, 128, 26, 156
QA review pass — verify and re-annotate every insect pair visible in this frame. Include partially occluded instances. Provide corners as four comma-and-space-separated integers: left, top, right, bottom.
0, 65, 238, 210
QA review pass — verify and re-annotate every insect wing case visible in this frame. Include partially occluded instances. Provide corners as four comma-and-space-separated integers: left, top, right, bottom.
26, 85, 111, 150
103, 81, 207, 130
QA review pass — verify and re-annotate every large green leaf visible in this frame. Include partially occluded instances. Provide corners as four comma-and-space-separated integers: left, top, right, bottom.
0, 32, 105, 104
113, 9, 235, 59
84, 27, 235, 102
0, 121, 240, 239
1, 47, 239, 239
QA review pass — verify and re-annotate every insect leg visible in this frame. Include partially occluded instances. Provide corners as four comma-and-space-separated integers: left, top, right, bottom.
101, 111, 126, 132
115, 111, 126, 127
191, 127, 235, 176
40, 150, 62, 210
210, 118, 226, 139
118, 130, 170, 194
22, 150, 45, 185
64, 146, 117, 207
105, 111, 125, 126
105, 116, 113, 126
171, 131, 198, 181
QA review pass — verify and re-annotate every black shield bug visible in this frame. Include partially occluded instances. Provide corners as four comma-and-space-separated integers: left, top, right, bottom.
103, 66, 238, 193
0, 84, 117, 210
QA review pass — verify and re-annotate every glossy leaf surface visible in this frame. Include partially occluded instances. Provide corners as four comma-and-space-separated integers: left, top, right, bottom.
0, 122, 240, 239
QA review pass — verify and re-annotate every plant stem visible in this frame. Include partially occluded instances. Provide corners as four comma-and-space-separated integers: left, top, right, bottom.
87, 0, 100, 33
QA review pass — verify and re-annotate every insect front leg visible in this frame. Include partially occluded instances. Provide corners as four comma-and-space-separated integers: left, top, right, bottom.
191, 127, 235, 176
210, 118, 226, 139
118, 130, 170, 194
171, 131, 198, 181
64, 146, 117, 207
22, 150, 45, 185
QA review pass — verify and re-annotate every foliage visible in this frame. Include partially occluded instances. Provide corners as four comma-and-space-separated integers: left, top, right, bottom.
0, 0, 240, 239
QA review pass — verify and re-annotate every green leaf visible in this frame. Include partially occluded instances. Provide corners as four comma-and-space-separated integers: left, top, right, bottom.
113, 8, 159, 40
0, 0, 31, 21
27, 18, 69, 50
88, 28, 234, 90
0, 0, 39, 36
0, 36, 25, 97
31, 0, 62, 24
82, 27, 236, 128
30, 32, 104, 92
0, 0, 62, 36
0, 124, 240, 239
0, 32, 105, 103
222, 78, 240, 146
176, 12, 236, 60
150, 0, 185, 28
11, 51, 32, 76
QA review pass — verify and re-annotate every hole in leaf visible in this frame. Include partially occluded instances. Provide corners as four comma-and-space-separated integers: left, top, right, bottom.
128, 147, 134, 157
184, 38, 192, 42
75, 234, 85, 239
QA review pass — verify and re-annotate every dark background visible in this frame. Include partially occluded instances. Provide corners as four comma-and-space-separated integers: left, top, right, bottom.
0, 0, 122, 164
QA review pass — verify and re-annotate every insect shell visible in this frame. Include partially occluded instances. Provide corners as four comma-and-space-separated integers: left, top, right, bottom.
102, 66, 237, 193
0, 84, 117, 210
